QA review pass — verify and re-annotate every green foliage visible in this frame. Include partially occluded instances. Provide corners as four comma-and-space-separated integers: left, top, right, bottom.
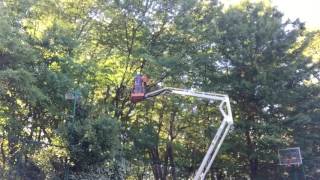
132, 123, 159, 150
63, 117, 119, 171
0, 0, 319, 179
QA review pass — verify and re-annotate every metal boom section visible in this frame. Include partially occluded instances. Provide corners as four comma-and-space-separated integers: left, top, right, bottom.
145, 87, 234, 180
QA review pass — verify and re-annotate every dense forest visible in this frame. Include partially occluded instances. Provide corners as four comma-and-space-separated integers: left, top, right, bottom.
0, 0, 319, 179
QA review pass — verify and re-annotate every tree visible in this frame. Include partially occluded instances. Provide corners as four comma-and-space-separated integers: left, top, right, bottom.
0, 0, 319, 179
191, 1, 318, 178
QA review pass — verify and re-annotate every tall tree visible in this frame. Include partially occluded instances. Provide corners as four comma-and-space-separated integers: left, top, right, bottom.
192, 1, 318, 178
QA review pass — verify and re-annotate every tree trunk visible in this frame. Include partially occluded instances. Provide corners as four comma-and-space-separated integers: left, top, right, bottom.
167, 142, 177, 180
249, 158, 258, 179
216, 171, 224, 180
163, 148, 169, 178
245, 129, 258, 179
168, 111, 177, 180
150, 148, 165, 180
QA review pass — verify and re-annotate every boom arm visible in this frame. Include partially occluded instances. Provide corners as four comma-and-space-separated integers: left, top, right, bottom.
145, 87, 233, 180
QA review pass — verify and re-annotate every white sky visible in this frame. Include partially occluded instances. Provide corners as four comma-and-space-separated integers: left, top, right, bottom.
221, 0, 320, 29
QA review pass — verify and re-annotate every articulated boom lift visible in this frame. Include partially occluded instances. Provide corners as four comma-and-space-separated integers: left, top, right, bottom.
131, 75, 234, 180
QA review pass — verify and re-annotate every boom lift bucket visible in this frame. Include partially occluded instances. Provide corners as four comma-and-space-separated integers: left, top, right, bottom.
130, 75, 148, 103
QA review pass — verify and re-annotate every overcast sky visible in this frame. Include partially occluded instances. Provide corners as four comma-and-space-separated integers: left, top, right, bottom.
221, 0, 320, 29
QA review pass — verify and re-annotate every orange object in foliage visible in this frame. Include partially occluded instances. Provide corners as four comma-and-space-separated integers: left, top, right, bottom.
131, 74, 148, 103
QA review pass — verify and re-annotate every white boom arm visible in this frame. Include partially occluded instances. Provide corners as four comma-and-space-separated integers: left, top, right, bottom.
145, 87, 233, 180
